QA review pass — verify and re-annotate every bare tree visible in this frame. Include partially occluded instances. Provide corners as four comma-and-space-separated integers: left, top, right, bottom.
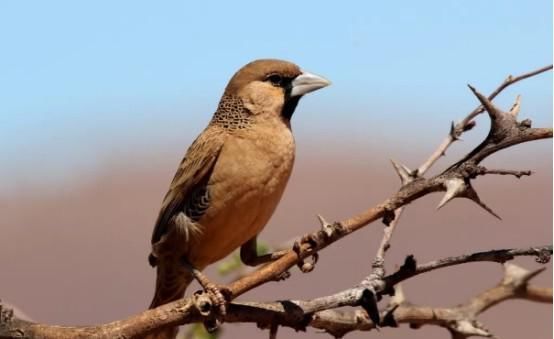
1, 65, 552, 339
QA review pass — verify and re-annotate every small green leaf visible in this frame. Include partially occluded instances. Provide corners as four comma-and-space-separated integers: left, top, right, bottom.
217, 253, 242, 276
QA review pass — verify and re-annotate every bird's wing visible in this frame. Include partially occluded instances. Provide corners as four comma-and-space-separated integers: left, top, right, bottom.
151, 127, 224, 245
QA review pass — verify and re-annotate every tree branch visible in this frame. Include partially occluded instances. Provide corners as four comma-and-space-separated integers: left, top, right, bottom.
384, 246, 552, 288
1, 246, 550, 338
1, 65, 551, 339
418, 64, 552, 174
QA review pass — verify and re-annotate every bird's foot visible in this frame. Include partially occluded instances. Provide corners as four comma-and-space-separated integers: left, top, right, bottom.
182, 258, 231, 331
191, 270, 230, 317
293, 234, 320, 273
207, 284, 231, 317
273, 270, 291, 281
192, 281, 231, 332
201, 284, 229, 315
192, 286, 230, 333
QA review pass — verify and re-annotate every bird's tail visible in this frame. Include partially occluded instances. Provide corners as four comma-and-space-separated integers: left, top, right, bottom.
145, 261, 193, 339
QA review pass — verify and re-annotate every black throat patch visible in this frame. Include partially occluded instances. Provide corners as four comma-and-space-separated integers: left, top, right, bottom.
282, 84, 300, 121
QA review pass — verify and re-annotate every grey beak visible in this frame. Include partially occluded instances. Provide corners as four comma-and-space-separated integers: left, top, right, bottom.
290, 71, 331, 97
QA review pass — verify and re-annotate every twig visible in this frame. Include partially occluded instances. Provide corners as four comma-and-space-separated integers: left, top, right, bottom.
418, 64, 552, 174
384, 245, 552, 288
475, 168, 532, 178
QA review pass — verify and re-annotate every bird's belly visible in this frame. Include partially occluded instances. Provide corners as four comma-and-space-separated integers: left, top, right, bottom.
186, 133, 294, 268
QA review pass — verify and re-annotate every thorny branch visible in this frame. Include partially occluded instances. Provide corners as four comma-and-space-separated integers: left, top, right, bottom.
418, 64, 552, 174
306, 263, 552, 338
227, 262, 552, 339
344, 63, 552, 327
0, 65, 551, 339
1, 248, 551, 338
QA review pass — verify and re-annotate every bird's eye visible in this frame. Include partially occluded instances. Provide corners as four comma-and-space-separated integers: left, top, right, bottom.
267, 74, 283, 86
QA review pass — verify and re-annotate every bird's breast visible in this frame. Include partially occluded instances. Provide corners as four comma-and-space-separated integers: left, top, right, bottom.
187, 123, 295, 267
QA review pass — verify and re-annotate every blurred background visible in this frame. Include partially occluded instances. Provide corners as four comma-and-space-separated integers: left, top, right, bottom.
1, 1, 552, 338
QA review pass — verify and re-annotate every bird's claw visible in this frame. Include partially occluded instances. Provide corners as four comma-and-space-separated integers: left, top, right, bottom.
193, 284, 230, 332
193, 287, 226, 317
273, 270, 291, 281
293, 233, 320, 252
206, 283, 229, 317
293, 234, 320, 273
184, 258, 230, 320
298, 253, 319, 273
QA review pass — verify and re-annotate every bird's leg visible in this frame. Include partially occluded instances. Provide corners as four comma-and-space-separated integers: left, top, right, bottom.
180, 258, 230, 319
241, 235, 320, 275
240, 237, 288, 266
240, 237, 291, 281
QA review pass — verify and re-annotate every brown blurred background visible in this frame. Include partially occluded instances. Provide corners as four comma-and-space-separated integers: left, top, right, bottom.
1, 134, 551, 338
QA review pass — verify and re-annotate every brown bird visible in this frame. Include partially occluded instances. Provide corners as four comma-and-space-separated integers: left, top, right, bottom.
147, 59, 330, 338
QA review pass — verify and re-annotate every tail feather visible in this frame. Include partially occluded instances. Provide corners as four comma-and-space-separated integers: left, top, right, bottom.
145, 261, 193, 339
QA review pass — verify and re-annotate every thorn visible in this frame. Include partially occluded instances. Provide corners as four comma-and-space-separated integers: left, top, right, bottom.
523, 267, 547, 283
317, 214, 344, 238
462, 185, 501, 220
437, 178, 466, 209
390, 159, 413, 184
467, 84, 502, 121
316, 214, 329, 227
437, 179, 501, 219
450, 121, 461, 140
360, 288, 380, 327
509, 95, 521, 117
502, 263, 546, 288
397, 255, 417, 274
269, 323, 278, 339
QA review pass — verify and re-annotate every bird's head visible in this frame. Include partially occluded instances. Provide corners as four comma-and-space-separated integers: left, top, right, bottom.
223, 59, 330, 120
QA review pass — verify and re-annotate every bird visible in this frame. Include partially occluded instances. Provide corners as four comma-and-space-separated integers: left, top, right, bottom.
146, 59, 330, 338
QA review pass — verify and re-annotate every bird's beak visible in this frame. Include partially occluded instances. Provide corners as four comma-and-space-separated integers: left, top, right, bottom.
290, 71, 331, 97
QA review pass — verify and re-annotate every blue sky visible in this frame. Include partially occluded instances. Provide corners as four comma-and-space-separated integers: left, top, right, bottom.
1, 0, 552, 188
